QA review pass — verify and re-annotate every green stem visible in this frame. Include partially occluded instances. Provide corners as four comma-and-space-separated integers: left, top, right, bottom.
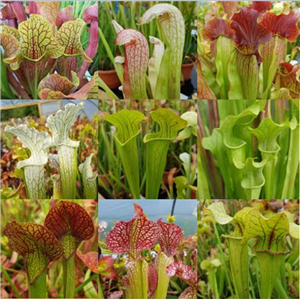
155, 253, 172, 299
83, 178, 97, 199
131, 2, 137, 29
59, 146, 77, 199
287, 239, 299, 265
120, 5, 129, 29
116, 139, 140, 199
126, 260, 148, 299
1, 264, 21, 298
253, 256, 261, 297
197, 151, 211, 199
79, 154, 97, 199
169, 278, 183, 293
98, 27, 115, 66
274, 277, 289, 299
225, 236, 249, 299
74, 273, 98, 293
217, 101, 230, 124
97, 276, 104, 299
217, 263, 225, 297
28, 271, 47, 299
257, 252, 285, 299
63, 256, 76, 298
51, 174, 62, 199
235, 99, 246, 114
1, 55, 16, 99
231, 166, 246, 199
219, 152, 234, 198
32, 63, 38, 99
208, 269, 219, 299
279, 260, 287, 290
23, 165, 47, 199
144, 109, 186, 199
275, 128, 290, 198
281, 124, 299, 198
103, 110, 144, 199
145, 140, 170, 199
212, 223, 234, 295
264, 157, 276, 199
186, 136, 192, 199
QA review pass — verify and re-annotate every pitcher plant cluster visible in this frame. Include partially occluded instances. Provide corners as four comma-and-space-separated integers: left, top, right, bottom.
197, 100, 299, 200
99, 102, 197, 200
4, 103, 97, 200
199, 200, 299, 299
3, 201, 97, 298
99, 203, 197, 299
99, 4, 187, 100
198, 1, 300, 99
0, 1, 98, 99
0, 0, 299, 299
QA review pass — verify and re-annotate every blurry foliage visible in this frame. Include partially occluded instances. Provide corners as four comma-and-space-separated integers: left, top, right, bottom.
1, 106, 40, 122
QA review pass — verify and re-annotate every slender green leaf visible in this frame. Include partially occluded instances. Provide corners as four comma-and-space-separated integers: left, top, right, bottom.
103, 110, 145, 199
144, 108, 187, 199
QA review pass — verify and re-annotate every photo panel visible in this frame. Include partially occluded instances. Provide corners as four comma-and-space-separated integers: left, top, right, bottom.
1, 1, 300, 300
98, 99, 197, 200
0, 100, 98, 200
0, 1, 98, 100
98, 199, 198, 299
1, 199, 99, 298
196, 99, 299, 200
198, 199, 299, 299
99, 1, 197, 100
197, 1, 300, 100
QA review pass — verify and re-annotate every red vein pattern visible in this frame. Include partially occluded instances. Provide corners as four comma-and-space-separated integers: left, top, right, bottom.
166, 261, 197, 286
38, 72, 96, 100
116, 29, 149, 99
3, 221, 63, 284
260, 11, 299, 42
44, 201, 94, 260
179, 286, 197, 299
157, 219, 184, 257
231, 7, 272, 54
56, 19, 91, 61
19, 14, 63, 60
0, 31, 20, 59
204, 18, 234, 41
167, 263, 198, 299
106, 204, 160, 260
250, 1, 271, 13
38, 73, 75, 94
277, 62, 300, 98
148, 265, 158, 298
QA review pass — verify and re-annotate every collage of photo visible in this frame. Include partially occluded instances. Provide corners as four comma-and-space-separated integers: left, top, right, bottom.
0, 1, 299, 300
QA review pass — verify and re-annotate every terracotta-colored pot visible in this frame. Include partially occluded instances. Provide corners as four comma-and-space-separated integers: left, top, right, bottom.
78, 77, 88, 89
181, 61, 196, 81
99, 69, 121, 89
